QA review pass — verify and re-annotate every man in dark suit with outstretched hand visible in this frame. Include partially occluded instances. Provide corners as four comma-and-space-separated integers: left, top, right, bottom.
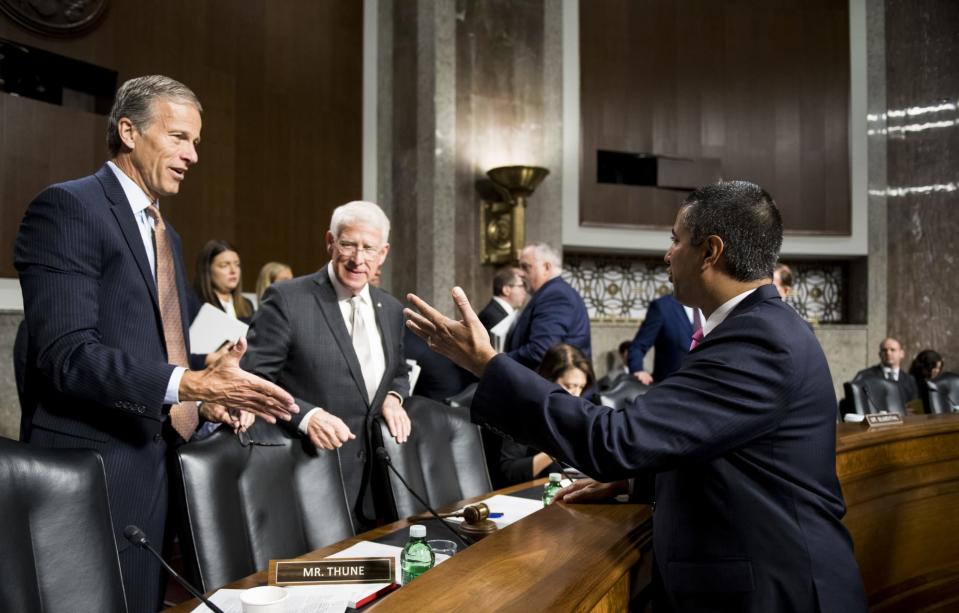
404, 180, 866, 613
15, 75, 297, 612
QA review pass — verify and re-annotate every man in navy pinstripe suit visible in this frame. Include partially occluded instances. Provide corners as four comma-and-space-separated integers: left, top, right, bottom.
15, 75, 297, 612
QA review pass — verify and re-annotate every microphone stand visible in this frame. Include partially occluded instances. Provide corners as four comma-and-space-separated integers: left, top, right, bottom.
375, 448, 472, 548
124, 526, 225, 613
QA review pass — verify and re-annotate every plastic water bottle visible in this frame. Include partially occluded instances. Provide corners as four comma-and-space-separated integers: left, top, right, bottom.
542, 472, 563, 506
400, 524, 435, 584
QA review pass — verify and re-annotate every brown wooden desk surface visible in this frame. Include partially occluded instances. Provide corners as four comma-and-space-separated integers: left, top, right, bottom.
836, 413, 959, 612
164, 479, 653, 612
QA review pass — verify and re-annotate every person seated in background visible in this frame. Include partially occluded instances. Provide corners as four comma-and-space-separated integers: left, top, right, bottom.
627, 293, 700, 385
496, 343, 595, 487
597, 340, 632, 390
910, 349, 944, 393
478, 265, 527, 333
773, 262, 793, 299
194, 239, 254, 323
854, 337, 918, 402
256, 261, 293, 303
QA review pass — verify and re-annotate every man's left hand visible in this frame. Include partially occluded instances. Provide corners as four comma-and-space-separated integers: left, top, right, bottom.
199, 402, 255, 433
381, 394, 411, 443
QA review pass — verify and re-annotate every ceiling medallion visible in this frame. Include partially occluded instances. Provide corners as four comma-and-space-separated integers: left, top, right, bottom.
0, 0, 109, 37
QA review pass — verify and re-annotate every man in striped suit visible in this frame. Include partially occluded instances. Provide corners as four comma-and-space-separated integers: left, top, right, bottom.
15, 75, 297, 612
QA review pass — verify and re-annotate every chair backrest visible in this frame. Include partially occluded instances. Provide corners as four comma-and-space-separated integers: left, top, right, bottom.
0, 437, 127, 613
599, 377, 650, 410
926, 372, 959, 414
446, 381, 478, 408
843, 377, 906, 416
375, 396, 492, 519
172, 421, 354, 592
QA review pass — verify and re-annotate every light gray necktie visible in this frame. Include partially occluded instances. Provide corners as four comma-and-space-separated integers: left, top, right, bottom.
350, 296, 378, 403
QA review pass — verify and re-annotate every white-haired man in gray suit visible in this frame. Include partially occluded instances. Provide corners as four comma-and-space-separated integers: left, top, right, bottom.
242, 200, 411, 527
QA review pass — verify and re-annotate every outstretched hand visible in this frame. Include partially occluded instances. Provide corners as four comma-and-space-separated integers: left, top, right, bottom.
404, 287, 498, 376
179, 337, 299, 424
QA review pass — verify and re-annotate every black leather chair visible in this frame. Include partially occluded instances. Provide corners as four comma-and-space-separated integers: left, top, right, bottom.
0, 437, 127, 613
172, 420, 354, 592
446, 381, 478, 408
599, 377, 650, 410
925, 372, 959, 414
375, 395, 492, 519
842, 377, 907, 417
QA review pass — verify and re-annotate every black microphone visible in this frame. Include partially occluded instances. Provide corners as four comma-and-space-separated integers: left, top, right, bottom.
374, 447, 471, 548
123, 525, 225, 613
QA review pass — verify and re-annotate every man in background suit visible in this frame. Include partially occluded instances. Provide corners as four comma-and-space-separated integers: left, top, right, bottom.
505, 243, 591, 369
406, 180, 866, 612
15, 75, 296, 612
627, 293, 700, 385
854, 336, 919, 402
242, 201, 411, 528
477, 266, 527, 333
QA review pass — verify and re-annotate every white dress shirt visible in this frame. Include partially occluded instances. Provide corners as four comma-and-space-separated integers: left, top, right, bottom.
107, 162, 184, 404
298, 263, 388, 433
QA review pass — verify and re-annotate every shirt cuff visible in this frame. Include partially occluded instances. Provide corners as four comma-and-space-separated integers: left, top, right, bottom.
165, 367, 186, 405
386, 390, 405, 405
298, 407, 322, 434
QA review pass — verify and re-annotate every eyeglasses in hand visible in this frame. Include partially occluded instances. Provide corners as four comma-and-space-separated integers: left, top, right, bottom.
236, 430, 285, 448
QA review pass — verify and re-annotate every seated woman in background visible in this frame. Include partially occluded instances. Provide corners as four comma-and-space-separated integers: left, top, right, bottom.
910, 349, 944, 389
498, 343, 596, 486
256, 261, 293, 303
194, 239, 254, 323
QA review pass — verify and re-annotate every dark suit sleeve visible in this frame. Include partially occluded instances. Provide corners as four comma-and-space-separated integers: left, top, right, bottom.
14, 186, 173, 414
386, 304, 411, 400
627, 299, 664, 373
240, 285, 313, 430
473, 315, 797, 482
506, 286, 579, 367
499, 440, 535, 485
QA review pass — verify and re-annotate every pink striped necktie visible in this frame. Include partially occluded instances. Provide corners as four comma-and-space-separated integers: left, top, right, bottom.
689, 328, 705, 351
146, 205, 199, 441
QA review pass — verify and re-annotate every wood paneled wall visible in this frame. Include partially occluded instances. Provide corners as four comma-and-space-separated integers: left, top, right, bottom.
0, 1, 362, 287
579, 0, 850, 234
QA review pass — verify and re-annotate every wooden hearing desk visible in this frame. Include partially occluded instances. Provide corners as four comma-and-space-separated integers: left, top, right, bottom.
164, 479, 654, 612
167, 414, 959, 612
836, 413, 959, 611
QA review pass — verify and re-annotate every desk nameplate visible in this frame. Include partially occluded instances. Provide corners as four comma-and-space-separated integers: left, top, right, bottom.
269, 557, 394, 586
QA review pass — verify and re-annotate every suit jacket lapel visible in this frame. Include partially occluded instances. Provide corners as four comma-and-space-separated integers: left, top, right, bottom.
370, 287, 394, 404
671, 298, 693, 339
312, 269, 371, 407
97, 165, 160, 308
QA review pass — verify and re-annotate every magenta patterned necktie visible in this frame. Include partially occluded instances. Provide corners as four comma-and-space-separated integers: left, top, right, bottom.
689, 328, 705, 351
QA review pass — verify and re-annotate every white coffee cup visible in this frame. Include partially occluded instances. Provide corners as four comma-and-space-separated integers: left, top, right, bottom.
240, 585, 288, 613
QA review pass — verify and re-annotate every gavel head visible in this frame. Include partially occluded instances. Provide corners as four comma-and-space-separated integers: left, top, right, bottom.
462, 502, 490, 524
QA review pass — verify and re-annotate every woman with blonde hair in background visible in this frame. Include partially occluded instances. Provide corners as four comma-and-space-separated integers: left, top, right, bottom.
256, 261, 293, 303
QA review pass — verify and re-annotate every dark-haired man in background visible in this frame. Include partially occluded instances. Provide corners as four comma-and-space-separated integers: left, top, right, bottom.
406, 180, 866, 612
477, 266, 527, 334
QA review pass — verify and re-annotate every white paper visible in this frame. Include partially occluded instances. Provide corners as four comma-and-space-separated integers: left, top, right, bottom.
191, 587, 348, 613
406, 359, 422, 392
489, 311, 517, 353
189, 303, 249, 354
447, 494, 543, 529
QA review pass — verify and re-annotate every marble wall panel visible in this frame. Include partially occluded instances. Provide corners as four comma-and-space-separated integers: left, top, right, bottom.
883, 0, 959, 372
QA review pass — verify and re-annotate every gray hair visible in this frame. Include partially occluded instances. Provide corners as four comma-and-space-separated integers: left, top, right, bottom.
525, 242, 563, 270
107, 75, 202, 156
330, 201, 391, 244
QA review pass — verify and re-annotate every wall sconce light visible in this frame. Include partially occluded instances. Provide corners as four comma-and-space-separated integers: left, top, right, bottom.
481, 165, 549, 265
